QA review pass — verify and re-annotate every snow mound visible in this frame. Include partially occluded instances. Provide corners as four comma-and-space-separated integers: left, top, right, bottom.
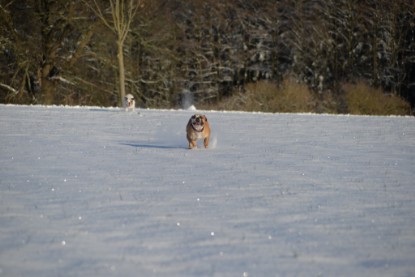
186, 104, 197, 111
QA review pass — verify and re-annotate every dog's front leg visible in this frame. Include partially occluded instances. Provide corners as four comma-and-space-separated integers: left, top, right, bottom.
204, 137, 209, 148
189, 140, 197, 149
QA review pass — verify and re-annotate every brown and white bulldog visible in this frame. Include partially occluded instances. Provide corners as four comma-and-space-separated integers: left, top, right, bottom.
186, 114, 211, 149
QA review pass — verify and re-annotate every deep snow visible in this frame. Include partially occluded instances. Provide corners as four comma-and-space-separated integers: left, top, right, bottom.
1, 104, 415, 276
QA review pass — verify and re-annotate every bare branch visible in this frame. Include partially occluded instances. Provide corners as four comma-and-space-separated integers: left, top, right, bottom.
0, 83, 18, 94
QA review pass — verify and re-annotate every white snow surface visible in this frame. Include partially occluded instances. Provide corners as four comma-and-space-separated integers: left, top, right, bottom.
1, 104, 415, 277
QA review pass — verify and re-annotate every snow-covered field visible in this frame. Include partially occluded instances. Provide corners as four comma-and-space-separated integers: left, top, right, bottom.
1, 104, 415, 277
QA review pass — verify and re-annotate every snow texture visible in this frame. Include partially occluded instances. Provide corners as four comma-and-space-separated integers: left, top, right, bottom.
1, 104, 415, 277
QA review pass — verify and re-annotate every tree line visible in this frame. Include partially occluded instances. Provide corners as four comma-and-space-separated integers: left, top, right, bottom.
1, 0, 414, 113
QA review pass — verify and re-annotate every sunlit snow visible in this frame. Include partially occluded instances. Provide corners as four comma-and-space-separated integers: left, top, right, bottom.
1, 105, 414, 276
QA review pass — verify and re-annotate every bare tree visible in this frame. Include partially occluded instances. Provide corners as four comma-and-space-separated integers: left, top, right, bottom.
86, 0, 141, 106
0, 0, 88, 104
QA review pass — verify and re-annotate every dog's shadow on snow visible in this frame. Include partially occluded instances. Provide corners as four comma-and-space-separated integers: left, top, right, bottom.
121, 142, 187, 150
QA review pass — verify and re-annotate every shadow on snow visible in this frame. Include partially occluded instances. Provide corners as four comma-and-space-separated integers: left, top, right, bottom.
120, 142, 187, 150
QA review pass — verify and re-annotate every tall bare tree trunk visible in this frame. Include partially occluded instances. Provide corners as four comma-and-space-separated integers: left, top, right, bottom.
117, 41, 126, 104
87, 0, 140, 107
38, 0, 55, 104
40, 71, 55, 104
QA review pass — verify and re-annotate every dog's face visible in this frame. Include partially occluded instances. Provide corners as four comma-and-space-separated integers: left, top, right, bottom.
190, 114, 207, 131
124, 94, 135, 108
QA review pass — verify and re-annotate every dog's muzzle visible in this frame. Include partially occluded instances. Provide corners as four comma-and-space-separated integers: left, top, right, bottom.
191, 115, 204, 132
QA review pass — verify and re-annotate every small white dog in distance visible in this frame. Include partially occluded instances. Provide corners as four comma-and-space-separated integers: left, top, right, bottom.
123, 94, 135, 111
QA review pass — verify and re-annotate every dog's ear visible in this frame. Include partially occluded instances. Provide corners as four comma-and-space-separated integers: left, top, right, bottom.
203, 115, 208, 121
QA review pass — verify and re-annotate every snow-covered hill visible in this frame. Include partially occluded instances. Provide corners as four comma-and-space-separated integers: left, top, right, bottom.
1, 105, 414, 276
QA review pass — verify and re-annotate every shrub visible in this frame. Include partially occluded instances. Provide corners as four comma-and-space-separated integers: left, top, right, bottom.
205, 78, 315, 113
344, 82, 411, 115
